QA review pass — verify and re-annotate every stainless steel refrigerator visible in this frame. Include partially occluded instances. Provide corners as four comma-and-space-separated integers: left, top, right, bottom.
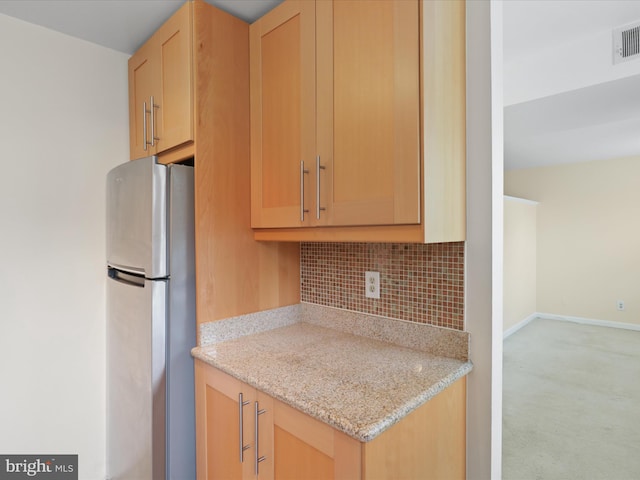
106, 156, 196, 480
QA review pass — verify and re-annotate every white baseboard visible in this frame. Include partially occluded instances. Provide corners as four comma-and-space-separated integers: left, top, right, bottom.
503, 312, 640, 339
536, 312, 640, 332
503, 312, 539, 339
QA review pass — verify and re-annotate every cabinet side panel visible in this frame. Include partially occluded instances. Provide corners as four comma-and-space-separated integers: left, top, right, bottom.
422, 0, 466, 242
363, 377, 466, 480
193, 2, 300, 326
194, 361, 206, 480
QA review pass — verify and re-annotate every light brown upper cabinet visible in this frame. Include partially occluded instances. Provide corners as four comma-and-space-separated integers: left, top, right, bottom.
250, 1, 316, 228
127, 0, 300, 323
129, 2, 193, 161
251, 0, 466, 243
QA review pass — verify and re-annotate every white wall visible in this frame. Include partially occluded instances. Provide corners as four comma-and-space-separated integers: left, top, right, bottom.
503, 197, 537, 332
505, 156, 640, 327
0, 14, 128, 479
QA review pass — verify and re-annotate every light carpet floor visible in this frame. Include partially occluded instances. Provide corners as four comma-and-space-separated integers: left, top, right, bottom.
503, 318, 640, 480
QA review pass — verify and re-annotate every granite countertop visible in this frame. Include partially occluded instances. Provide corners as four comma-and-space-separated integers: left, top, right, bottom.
191, 303, 472, 443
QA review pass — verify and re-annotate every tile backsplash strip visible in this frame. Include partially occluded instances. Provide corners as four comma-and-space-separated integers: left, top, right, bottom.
301, 242, 464, 330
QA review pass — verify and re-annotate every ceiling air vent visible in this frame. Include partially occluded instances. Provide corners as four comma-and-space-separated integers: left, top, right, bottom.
613, 21, 640, 64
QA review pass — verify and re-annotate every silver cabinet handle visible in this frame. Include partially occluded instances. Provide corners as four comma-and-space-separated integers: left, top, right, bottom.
238, 393, 250, 462
254, 401, 266, 475
300, 161, 309, 222
150, 95, 159, 147
316, 156, 326, 219
143, 101, 149, 151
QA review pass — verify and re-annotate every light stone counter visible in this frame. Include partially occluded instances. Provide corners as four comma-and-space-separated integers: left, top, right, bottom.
191, 303, 472, 443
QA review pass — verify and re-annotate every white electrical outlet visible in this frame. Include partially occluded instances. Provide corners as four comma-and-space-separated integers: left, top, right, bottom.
617, 300, 625, 311
365, 271, 380, 299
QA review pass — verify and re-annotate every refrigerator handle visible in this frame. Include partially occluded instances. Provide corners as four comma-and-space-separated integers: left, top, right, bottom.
108, 267, 145, 288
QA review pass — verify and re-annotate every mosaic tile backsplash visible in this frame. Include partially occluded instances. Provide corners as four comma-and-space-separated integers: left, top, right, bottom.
300, 242, 465, 330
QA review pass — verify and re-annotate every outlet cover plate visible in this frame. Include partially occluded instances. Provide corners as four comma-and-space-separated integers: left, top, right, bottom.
365, 271, 380, 299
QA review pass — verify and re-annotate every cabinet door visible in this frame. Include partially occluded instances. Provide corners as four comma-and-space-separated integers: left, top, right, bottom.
195, 361, 255, 480
254, 391, 274, 480
250, 1, 316, 228
317, 0, 421, 226
272, 399, 361, 480
153, 1, 193, 155
128, 2, 193, 161
128, 41, 155, 160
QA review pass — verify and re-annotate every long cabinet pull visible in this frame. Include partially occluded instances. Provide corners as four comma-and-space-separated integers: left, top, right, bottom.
143, 101, 149, 151
254, 401, 267, 475
238, 393, 250, 462
300, 161, 309, 222
316, 156, 326, 219
150, 95, 159, 147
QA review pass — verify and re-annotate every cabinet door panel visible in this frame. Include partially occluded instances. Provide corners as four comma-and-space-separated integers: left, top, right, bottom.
256, 391, 274, 480
317, 0, 420, 226
262, 14, 301, 214
205, 385, 243, 480
128, 2, 192, 161
273, 398, 360, 480
195, 361, 255, 480
128, 44, 155, 160
250, 1, 315, 228
274, 426, 334, 480
334, 2, 395, 201
156, 3, 193, 154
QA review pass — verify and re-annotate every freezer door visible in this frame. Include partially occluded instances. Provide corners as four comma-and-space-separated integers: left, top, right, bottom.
106, 270, 167, 480
106, 157, 167, 278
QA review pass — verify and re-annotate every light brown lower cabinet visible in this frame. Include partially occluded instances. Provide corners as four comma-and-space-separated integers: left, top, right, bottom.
195, 359, 466, 480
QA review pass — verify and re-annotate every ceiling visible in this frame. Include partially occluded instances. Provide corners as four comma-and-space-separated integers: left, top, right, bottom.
0, 0, 638, 171
0, 1, 283, 54
504, 75, 640, 169
503, 0, 640, 66
503, 0, 640, 170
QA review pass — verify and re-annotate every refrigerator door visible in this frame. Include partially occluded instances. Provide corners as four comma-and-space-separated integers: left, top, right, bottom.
106, 269, 167, 480
106, 157, 167, 279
